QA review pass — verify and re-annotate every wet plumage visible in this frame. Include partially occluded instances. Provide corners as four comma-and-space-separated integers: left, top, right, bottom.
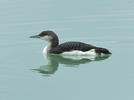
30, 30, 112, 55
49, 42, 97, 54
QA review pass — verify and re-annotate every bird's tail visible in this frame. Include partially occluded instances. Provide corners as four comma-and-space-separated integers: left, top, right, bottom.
95, 48, 112, 55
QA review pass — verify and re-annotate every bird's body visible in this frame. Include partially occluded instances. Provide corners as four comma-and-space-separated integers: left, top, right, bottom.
30, 30, 111, 56
43, 41, 97, 55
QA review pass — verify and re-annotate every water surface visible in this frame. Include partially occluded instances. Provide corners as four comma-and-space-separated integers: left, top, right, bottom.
0, 0, 134, 100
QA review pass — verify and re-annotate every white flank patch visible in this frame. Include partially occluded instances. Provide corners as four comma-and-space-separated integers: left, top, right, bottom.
61, 55, 96, 60
43, 48, 109, 60
60, 49, 97, 60
61, 49, 97, 56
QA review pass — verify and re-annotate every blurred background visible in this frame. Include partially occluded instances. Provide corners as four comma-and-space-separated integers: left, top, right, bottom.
0, 0, 134, 100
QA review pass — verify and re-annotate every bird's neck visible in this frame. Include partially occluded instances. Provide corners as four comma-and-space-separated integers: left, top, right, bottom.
48, 36, 59, 48
50, 37, 59, 48
46, 38, 59, 50
43, 37, 59, 54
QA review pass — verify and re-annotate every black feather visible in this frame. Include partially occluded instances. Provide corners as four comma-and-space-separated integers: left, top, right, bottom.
49, 42, 97, 54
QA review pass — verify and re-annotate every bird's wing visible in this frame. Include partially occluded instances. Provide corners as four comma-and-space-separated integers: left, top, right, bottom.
49, 42, 97, 54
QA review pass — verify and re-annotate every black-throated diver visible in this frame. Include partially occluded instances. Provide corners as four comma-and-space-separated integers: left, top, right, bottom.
30, 30, 111, 56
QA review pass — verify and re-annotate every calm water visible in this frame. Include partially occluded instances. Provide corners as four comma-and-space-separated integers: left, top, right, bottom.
0, 0, 134, 100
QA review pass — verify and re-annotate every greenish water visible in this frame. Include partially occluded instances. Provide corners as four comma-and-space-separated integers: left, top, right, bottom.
0, 0, 134, 100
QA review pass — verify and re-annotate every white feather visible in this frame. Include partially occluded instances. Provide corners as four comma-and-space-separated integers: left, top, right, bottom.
40, 36, 52, 41
60, 55, 96, 60
61, 49, 97, 56
43, 42, 51, 54
60, 49, 97, 60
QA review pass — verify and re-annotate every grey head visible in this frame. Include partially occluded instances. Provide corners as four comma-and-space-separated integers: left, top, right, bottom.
30, 30, 59, 47
30, 30, 58, 41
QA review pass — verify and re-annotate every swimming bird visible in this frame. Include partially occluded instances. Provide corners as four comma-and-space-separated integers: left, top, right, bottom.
30, 30, 111, 56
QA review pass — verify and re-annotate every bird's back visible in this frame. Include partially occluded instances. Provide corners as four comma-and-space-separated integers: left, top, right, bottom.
49, 41, 97, 54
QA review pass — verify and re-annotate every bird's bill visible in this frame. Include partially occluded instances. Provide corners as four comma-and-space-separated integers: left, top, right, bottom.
30, 35, 40, 38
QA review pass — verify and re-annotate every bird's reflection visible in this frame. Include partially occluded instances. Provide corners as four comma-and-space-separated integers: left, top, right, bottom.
33, 54, 111, 76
